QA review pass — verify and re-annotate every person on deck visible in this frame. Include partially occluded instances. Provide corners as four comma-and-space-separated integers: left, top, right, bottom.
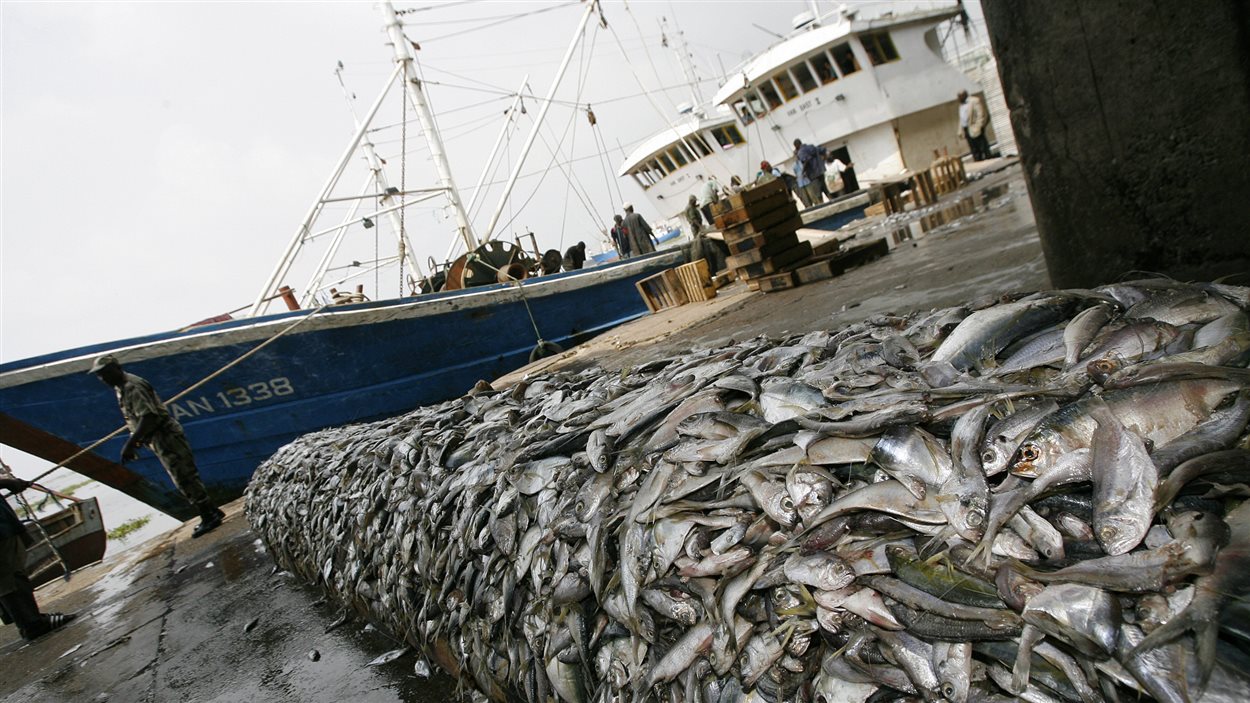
792, 159, 814, 208
90, 355, 225, 539
562, 241, 587, 271
755, 161, 781, 185
609, 214, 631, 259
622, 202, 658, 255
697, 175, 722, 226
0, 476, 77, 641
794, 138, 828, 206
823, 152, 854, 197
958, 90, 991, 161
684, 195, 704, 236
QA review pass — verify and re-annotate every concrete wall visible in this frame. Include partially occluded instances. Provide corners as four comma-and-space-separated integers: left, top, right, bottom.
983, 0, 1250, 288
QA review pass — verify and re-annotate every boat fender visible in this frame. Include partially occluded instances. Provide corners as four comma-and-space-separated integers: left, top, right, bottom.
529, 340, 563, 363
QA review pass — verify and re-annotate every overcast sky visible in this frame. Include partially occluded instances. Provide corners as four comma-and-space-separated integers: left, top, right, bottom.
1, 1, 981, 483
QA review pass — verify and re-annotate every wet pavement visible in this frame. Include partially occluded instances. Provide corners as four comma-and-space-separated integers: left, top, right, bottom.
0, 501, 455, 702
3, 161, 1044, 701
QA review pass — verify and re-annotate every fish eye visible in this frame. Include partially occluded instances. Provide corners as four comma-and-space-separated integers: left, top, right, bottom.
1019, 445, 1040, 461
981, 450, 997, 464
966, 510, 985, 527
941, 683, 955, 699
782, 497, 795, 512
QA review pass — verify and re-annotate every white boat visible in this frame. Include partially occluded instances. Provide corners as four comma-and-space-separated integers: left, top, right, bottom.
618, 2, 983, 222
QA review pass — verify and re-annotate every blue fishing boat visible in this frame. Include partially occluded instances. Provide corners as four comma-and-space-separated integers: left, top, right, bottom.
0, 251, 681, 519
0, 1, 687, 519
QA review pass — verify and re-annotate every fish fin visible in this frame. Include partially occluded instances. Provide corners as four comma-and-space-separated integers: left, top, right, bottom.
1011, 625, 1044, 694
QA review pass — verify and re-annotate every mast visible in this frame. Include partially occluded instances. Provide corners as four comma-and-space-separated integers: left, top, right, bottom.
661, 16, 703, 109
333, 62, 425, 281
381, 1, 478, 253
248, 62, 404, 317
480, 0, 600, 242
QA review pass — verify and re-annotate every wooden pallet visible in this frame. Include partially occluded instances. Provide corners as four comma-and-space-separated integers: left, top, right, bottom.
673, 259, 715, 302
711, 189, 793, 229
710, 178, 787, 216
794, 239, 890, 284
735, 241, 813, 279
755, 270, 798, 292
721, 203, 801, 241
723, 232, 800, 265
723, 214, 804, 254
930, 155, 967, 195
635, 269, 688, 312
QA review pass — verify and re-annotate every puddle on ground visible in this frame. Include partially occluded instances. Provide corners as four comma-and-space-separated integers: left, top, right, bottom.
845, 180, 1019, 251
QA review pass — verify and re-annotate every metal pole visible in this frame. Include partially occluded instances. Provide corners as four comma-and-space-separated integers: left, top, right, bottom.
334, 64, 425, 281
302, 174, 374, 307
248, 62, 404, 317
381, 1, 477, 254
444, 76, 530, 262
480, 0, 599, 242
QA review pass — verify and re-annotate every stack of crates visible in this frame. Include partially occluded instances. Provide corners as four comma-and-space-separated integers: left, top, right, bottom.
710, 180, 813, 292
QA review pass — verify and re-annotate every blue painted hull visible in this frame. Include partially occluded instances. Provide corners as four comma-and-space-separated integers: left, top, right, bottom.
0, 251, 683, 519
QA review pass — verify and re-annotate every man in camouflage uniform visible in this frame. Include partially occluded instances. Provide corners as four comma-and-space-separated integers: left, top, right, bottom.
90, 355, 225, 538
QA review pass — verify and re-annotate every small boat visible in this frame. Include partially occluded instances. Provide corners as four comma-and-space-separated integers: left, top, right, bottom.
0, 2, 686, 520
2, 480, 108, 588
618, 2, 984, 223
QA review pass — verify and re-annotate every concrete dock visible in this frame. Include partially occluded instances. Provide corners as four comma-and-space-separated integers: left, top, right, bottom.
2, 162, 1046, 701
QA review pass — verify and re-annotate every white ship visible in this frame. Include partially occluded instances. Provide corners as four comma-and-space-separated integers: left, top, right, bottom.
619, 2, 985, 222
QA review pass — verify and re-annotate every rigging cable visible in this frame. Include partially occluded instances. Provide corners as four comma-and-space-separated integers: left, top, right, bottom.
399, 63, 408, 296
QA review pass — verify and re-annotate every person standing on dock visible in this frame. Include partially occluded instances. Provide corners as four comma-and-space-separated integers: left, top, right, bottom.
610, 214, 631, 259
823, 152, 854, 197
958, 90, 991, 161
0, 476, 77, 640
685, 195, 704, 236
697, 174, 722, 226
755, 160, 781, 185
622, 202, 658, 255
794, 138, 828, 206
89, 355, 225, 539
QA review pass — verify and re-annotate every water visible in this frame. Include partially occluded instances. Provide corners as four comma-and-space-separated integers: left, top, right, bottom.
2, 449, 180, 560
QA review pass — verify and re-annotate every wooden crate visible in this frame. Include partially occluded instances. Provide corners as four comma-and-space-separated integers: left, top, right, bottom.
634, 269, 688, 312
710, 178, 788, 216
721, 204, 801, 241
673, 259, 715, 302
864, 201, 887, 217
930, 155, 967, 195
712, 189, 793, 229
736, 241, 813, 279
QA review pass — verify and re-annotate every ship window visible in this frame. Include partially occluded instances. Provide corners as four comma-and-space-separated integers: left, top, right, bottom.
734, 100, 755, 126
810, 52, 838, 84
690, 134, 713, 157
791, 62, 818, 93
711, 124, 745, 148
773, 71, 799, 101
648, 158, 666, 177
668, 146, 688, 168
658, 153, 676, 172
862, 31, 899, 65
831, 42, 860, 76
758, 81, 783, 110
634, 170, 653, 188
746, 91, 768, 117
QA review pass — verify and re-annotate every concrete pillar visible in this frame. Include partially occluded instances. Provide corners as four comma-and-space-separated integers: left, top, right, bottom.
982, 0, 1250, 288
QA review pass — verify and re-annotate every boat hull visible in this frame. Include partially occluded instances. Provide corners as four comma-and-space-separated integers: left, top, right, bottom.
0, 251, 683, 519
23, 497, 107, 587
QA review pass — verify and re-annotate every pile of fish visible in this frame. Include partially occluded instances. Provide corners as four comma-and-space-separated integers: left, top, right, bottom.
246, 277, 1250, 703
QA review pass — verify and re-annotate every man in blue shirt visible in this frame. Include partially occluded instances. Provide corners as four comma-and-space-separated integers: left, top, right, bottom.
794, 138, 828, 207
